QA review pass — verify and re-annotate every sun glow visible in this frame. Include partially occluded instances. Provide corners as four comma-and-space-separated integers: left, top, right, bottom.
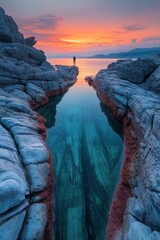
61, 39, 81, 43
14, 3, 160, 56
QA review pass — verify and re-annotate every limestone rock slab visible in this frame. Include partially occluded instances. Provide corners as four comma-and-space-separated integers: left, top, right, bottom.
21, 203, 47, 240
107, 58, 158, 83
0, 211, 26, 240
89, 56, 160, 239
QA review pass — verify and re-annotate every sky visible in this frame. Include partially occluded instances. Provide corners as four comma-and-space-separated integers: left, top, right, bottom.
1, 0, 160, 57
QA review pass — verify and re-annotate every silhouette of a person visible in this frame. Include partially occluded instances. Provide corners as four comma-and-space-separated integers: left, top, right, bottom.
73, 56, 76, 65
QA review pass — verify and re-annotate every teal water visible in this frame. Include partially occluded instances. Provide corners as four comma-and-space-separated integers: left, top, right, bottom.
38, 58, 123, 240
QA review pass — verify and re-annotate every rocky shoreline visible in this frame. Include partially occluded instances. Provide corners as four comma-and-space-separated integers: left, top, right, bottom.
1, 5, 160, 240
86, 55, 160, 239
0, 7, 78, 240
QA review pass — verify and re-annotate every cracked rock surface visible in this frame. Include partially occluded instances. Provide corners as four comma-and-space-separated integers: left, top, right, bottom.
0, 7, 78, 240
86, 55, 160, 240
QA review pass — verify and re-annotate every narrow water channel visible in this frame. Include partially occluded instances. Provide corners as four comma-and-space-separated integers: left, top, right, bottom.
38, 58, 123, 240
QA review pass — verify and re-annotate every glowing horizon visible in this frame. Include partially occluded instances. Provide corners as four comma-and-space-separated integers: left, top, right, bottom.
1, 0, 160, 57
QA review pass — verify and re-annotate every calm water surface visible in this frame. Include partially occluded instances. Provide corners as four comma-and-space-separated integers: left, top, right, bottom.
39, 58, 123, 240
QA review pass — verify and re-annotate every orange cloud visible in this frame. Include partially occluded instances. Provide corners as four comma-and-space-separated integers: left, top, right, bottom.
16, 11, 160, 56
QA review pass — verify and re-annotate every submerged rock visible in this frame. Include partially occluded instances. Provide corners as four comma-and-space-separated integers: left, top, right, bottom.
89, 54, 160, 239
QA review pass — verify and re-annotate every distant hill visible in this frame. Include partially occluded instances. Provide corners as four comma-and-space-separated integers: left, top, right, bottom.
89, 47, 160, 59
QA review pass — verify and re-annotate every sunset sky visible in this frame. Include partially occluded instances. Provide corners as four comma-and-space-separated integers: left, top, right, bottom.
1, 0, 160, 57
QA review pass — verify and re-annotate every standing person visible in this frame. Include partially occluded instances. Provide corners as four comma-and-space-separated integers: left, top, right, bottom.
73, 56, 76, 65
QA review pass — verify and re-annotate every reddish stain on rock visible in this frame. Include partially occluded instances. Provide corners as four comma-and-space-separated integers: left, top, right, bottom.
96, 92, 138, 240
28, 83, 79, 239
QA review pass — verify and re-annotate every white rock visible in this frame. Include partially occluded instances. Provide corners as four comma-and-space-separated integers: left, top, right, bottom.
26, 163, 50, 192
0, 211, 26, 240
21, 203, 47, 240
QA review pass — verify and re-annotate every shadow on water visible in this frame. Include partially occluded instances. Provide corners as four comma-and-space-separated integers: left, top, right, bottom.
36, 94, 65, 128
100, 102, 124, 139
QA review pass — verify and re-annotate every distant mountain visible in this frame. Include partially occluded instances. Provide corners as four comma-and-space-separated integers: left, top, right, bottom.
89, 47, 160, 59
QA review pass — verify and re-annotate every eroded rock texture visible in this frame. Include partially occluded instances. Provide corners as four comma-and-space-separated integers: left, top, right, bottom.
0, 7, 78, 240
86, 56, 160, 239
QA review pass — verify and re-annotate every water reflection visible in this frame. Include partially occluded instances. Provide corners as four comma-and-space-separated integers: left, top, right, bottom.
37, 94, 65, 129
39, 58, 123, 240
100, 103, 124, 139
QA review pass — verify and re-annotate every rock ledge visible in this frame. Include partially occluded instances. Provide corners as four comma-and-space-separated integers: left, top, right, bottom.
0, 7, 78, 240
86, 56, 160, 240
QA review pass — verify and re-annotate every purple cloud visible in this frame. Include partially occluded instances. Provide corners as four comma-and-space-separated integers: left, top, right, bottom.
142, 36, 160, 42
16, 14, 63, 37
122, 25, 144, 32
17, 14, 62, 28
